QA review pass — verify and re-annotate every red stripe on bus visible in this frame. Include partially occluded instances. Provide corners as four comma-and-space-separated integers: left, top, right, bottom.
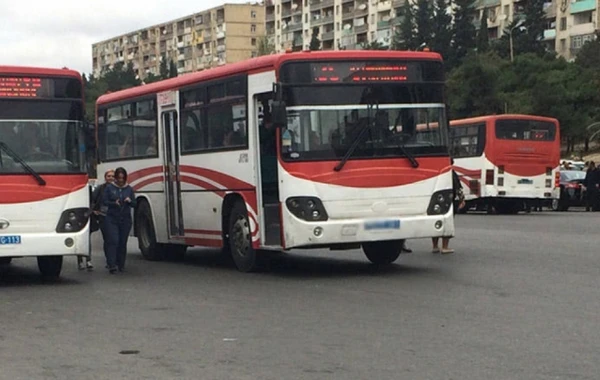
0, 174, 87, 204
184, 237, 222, 248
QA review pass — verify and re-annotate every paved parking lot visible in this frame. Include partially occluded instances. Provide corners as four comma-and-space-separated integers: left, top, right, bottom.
1, 210, 599, 380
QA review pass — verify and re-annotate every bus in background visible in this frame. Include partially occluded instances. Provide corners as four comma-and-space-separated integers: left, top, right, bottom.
450, 114, 560, 214
96, 50, 454, 272
0, 66, 90, 278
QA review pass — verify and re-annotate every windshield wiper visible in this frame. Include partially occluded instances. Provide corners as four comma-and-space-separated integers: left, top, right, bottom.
333, 119, 372, 172
0, 141, 46, 186
391, 111, 420, 168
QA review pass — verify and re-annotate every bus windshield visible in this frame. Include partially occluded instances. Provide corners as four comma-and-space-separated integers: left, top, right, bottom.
280, 104, 447, 161
495, 119, 557, 141
0, 120, 85, 174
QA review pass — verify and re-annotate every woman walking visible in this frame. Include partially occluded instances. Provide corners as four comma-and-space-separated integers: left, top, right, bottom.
102, 167, 136, 274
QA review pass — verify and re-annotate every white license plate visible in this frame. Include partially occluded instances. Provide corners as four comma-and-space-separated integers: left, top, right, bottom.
364, 220, 400, 230
0, 235, 21, 245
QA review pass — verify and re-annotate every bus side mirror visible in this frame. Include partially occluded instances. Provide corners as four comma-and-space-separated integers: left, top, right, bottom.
272, 100, 287, 127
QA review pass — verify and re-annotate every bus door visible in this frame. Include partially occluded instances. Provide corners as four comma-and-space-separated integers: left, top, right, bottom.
157, 91, 184, 240
255, 94, 281, 247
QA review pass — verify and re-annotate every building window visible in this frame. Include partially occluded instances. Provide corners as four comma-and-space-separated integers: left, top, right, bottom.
571, 35, 583, 48
559, 38, 566, 51
251, 10, 257, 18
251, 38, 257, 46
251, 24, 256, 33
560, 17, 566, 31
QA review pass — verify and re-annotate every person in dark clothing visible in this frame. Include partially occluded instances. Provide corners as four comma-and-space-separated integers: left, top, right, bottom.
583, 162, 598, 212
102, 167, 136, 274
432, 162, 464, 254
79, 169, 115, 270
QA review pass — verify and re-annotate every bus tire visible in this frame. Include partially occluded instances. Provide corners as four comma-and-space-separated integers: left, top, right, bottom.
37, 256, 62, 278
136, 201, 164, 261
362, 240, 402, 265
0, 257, 12, 265
228, 201, 258, 273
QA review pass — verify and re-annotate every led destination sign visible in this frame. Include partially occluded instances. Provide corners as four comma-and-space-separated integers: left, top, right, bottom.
0, 75, 82, 99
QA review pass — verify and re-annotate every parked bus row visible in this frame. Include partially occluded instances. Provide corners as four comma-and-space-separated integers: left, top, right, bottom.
0, 50, 563, 277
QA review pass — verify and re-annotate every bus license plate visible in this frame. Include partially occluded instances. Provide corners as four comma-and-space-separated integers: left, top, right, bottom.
518, 179, 533, 185
364, 220, 400, 230
0, 235, 21, 245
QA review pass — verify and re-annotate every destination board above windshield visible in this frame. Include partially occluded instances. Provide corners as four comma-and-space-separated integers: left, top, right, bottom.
0, 75, 82, 99
280, 60, 445, 84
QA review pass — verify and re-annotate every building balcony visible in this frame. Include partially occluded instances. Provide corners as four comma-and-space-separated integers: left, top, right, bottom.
377, 20, 391, 30
475, 0, 501, 8
570, 0, 596, 14
217, 45, 226, 52
322, 30, 334, 40
312, 15, 334, 26
287, 22, 303, 32
354, 23, 368, 34
354, 6, 369, 17
282, 8, 293, 17
570, 22, 595, 35
266, 12, 275, 22
342, 10, 355, 20
392, 0, 406, 8
293, 36, 304, 47
377, 1, 392, 11
310, 0, 335, 10
543, 29, 556, 40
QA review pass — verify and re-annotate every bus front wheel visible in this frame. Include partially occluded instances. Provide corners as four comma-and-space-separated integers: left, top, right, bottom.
136, 201, 164, 261
37, 256, 62, 278
228, 201, 259, 273
362, 240, 402, 265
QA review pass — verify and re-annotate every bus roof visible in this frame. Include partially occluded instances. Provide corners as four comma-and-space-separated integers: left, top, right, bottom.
450, 114, 559, 126
97, 50, 443, 106
0, 65, 82, 80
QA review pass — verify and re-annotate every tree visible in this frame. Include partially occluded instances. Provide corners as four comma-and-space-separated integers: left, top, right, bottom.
575, 32, 600, 70
309, 27, 321, 51
451, 0, 477, 64
144, 72, 162, 84
414, 0, 433, 47
476, 8, 490, 53
169, 60, 178, 78
362, 41, 388, 50
522, 0, 547, 56
257, 36, 275, 56
431, 0, 453, 63
159, 56, 169, 79
391, 1, 418, 50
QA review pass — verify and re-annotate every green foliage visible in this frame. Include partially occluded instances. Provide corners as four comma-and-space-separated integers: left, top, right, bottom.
362, 41, 388, 50
575, 33, 600, 70
451, 0, 477, 65
309, 28, 321, 51
257, 36, 275, 56
391, 1, 418, 50
159, 56, 169, 79
414, 0, 433, 47
476, 9, 489, 53
169, 60, 178, 78
522, 0, 547, 56
431, 0, 453, 62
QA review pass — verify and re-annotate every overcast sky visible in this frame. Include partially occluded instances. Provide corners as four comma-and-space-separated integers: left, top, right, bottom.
0, 0, 253, 75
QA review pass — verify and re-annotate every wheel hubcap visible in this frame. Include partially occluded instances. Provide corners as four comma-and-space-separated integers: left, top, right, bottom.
552, 199, 559, 210
232, 216, 250, 257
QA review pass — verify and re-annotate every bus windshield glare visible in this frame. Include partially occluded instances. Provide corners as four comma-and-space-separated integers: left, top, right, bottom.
278, 60, 448, 161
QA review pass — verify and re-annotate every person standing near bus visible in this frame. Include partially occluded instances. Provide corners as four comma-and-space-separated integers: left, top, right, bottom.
432, 161, 464, 254
79, 169, 115, 270
102, 167, 136, 274
583, 161, 598, 212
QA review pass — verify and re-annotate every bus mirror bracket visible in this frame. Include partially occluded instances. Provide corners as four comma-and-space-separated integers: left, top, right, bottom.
272, 82, 287, 128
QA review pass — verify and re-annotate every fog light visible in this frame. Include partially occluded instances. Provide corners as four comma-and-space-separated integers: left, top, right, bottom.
313, 227, 323, 237
435, 220, 443, 229
65, 238, 74, 247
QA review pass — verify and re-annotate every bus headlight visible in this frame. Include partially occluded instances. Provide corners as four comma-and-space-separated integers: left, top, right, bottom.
427, 190, 453, 215
56, 208, 90, 233
286, 197, 329, 222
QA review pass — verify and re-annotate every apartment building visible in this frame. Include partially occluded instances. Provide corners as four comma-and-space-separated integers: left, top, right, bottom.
265, 0, 404, 51
266, 0, 597, 61
92, 3, 265, 79
472, 0, 598, 61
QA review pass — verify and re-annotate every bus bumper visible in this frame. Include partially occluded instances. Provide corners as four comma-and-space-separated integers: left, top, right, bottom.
282, 211, 455, 249
0, 227, 89, 258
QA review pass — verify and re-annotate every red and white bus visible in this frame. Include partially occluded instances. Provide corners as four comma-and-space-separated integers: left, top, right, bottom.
95, 50, 455, 272
0, 66, 90, 277
450, 114, 560, 214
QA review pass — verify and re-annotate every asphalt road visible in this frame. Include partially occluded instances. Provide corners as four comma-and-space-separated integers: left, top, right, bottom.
1, 210, 599, 380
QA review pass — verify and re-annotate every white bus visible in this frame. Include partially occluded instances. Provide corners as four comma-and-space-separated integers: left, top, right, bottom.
95, 50, 455, 272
